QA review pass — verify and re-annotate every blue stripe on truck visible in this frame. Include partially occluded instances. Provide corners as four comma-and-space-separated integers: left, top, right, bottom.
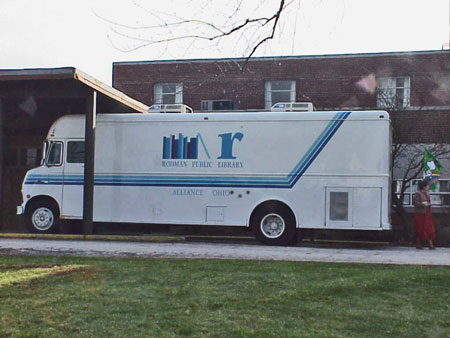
25, 112, 351, 189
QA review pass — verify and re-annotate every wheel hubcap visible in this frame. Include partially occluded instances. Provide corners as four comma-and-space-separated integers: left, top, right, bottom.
260, 213, 285, 239
32, 207, 54, 231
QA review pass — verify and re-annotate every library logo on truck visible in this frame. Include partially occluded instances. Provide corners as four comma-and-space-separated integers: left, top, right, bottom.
162, 132, 244, 161
162, 133, 208, 160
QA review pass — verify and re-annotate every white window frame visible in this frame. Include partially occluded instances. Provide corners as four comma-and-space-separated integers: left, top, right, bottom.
265, 80, 296, 110
154, 83, 183, 104
376, 76, 410, 109
394, 179, 450, 207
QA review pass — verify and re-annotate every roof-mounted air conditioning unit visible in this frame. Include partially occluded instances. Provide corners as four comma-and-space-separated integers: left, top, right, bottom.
271, 102, 314, 112
148, 104, 194, 114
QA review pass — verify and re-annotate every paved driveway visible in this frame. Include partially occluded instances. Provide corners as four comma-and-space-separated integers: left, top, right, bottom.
1, 238, 449, 266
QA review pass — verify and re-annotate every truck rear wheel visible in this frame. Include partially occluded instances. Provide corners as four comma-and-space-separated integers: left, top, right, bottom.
251, 202, 296, 246
25, 201, 59, 233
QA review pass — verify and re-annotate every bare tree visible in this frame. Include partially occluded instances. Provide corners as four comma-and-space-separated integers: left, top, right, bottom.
376, 85, 450, 240
96, 0, 292, 70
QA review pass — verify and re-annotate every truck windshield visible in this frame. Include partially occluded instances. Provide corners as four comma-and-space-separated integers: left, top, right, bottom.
47, 142, 62, 166
41, 141, 49, 166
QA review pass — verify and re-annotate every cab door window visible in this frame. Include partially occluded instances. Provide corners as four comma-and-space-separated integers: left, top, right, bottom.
67, 141, 85, 163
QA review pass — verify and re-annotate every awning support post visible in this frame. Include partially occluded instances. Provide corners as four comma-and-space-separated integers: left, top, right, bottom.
0, 100, 3, 230
82, 90, 96, 235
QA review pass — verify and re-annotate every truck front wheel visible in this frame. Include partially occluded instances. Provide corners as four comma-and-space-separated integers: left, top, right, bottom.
250, 202, 296, 246
25, 201, 59, 233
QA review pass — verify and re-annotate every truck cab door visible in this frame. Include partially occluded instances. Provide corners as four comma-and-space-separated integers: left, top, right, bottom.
41, 140, 64, 210
62, 140, 85, 217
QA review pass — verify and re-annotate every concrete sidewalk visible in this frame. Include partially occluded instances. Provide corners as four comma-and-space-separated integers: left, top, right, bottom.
1, 237, 449, 266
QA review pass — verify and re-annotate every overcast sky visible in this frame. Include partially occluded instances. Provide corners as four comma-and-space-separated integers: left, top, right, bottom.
1, 0, 448, 84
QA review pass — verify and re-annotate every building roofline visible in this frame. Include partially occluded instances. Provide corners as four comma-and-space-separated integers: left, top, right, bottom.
0, 67, 76, 81
113, 49, 450, 67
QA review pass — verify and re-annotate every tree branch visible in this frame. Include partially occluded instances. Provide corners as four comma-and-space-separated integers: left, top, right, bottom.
99, 0, 289, 71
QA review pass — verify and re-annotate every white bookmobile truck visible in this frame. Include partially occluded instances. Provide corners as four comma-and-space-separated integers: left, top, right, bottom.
17, 104, 391, 245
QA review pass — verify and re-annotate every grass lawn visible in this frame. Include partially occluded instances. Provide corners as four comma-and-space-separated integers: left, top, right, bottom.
1, 255, 450, 337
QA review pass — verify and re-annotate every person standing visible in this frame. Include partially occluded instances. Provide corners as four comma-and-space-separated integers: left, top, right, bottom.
413, 180, 436, 250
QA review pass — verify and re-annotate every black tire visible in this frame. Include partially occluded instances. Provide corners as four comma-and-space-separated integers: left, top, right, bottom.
250, 202, 296, 246
25, 200, 59, 234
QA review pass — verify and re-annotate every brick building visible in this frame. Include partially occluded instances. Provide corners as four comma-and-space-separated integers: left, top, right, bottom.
113, 50, 450, 145
112, 50, 450, 209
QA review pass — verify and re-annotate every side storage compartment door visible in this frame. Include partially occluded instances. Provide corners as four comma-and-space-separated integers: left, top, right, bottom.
62, 140, 85, 217
325, 187, 382, 228
352, 187, 382, 228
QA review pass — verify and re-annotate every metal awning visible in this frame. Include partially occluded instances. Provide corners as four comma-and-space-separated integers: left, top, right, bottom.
73, 69, 148, 114
0, 67, 149, 113
0, 67, 150, 235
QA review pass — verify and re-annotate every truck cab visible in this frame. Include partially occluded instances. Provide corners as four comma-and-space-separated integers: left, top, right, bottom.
17, 115, 85, 233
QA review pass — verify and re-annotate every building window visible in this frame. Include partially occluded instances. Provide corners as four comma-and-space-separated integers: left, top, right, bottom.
265, 80, 296, 109
4, 147, 42, 168
154, 83, 183, 104
376, 76, 410, 109
201, 100, 235, 111
394, 179, 450, 207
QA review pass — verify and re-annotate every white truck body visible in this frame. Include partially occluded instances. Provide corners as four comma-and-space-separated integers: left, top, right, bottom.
18, 110, 391, 244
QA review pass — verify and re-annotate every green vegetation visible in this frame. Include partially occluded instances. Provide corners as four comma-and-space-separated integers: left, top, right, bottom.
1, 255, 450, 337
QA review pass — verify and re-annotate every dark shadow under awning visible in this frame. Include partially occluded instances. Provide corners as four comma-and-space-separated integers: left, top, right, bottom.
0, 67, 150, 234
0, 67, 149, 114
